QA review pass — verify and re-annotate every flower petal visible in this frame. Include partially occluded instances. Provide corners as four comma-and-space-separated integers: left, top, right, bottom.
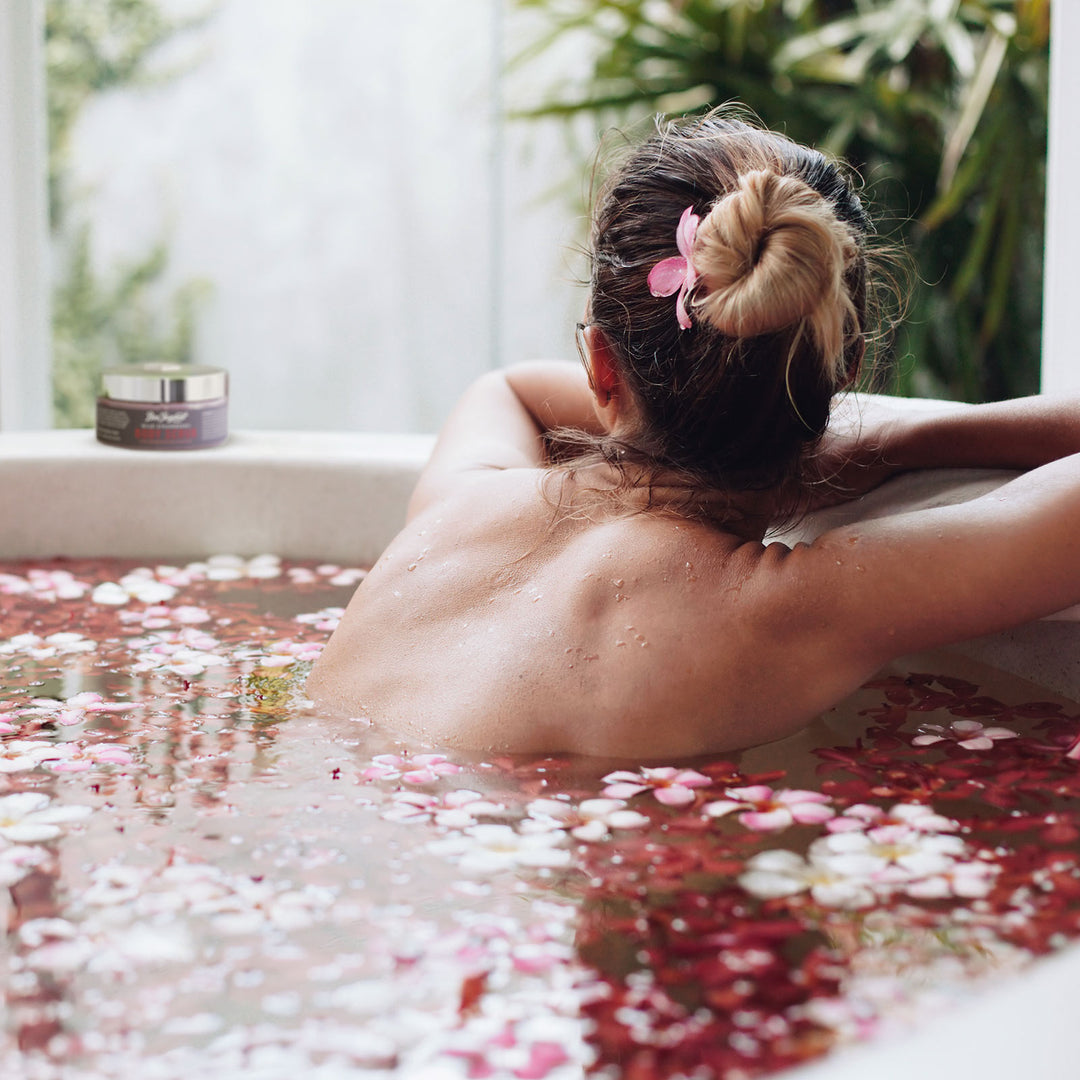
653, 785, 697, 807
790, 803, 836, 825
675, 205, 700, 261
675, 284, 693, 330
740, 808, 794, 832
647, 257, 688, 297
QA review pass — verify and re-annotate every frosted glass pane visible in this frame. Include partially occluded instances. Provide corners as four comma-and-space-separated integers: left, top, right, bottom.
50, 0, 583, 432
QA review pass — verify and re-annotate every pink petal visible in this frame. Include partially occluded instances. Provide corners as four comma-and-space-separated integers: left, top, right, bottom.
641, 767, 678, 782
776, 789, 831, 806
675, 205, 700, 261
673, 769, 711, 788
647, 256, 688, 297
514, 1042, 570, 1079
912, 735, 944, 746
826, 817, 867, 833
675, 284, 693, 330
67, 692, 103, 707
957, 737, 994, 751
603, 782, 648, 800
92, 748, 134, 764
653, 785, 697, 807
601, 770, 642, 784
511, 952, 556, 974
702, 799, 743, 819
981, 727, 1018, 740
739, 808, 794, 831
412, 754, 449, 767
726, 785, 773, 803
791, 803, 835, 824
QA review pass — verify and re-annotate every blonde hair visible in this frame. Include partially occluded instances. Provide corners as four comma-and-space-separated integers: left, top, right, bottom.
693, 169, 861, 385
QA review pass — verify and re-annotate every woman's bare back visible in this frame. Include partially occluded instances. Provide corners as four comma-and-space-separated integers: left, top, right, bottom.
307, 466, 873, 757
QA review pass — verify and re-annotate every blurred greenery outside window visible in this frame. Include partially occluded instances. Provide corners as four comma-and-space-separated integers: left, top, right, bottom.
47, 0, 210, 429
513, 0, 1050, 402
46, 0, 1050, 424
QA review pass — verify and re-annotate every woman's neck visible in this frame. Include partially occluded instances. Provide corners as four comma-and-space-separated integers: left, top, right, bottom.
554, 460, 786, 542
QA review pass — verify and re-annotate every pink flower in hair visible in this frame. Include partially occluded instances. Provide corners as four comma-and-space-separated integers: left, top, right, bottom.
647, 205, 700, 330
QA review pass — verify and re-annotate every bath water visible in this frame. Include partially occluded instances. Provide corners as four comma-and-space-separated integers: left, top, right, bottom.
2, 555, 1080, 1079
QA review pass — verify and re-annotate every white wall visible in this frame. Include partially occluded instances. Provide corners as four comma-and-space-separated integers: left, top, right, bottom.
61, 0, 589, 433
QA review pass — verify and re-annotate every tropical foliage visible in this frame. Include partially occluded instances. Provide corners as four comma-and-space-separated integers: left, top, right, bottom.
514, 0, 1050, 401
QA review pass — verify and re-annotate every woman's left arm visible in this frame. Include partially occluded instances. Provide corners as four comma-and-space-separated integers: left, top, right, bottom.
807, 393, 1080, 507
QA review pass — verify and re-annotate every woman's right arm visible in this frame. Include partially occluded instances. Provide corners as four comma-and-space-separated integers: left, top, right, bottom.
406, 361, 598, 522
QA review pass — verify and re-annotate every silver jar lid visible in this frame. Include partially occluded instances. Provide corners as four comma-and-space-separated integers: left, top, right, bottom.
100, 363, 228, 404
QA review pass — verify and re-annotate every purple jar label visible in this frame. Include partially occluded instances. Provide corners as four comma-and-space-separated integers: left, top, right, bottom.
96, 397, 229, 450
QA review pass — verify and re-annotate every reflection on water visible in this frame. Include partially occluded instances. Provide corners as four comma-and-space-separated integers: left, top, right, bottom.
2, 556, 1080, 1078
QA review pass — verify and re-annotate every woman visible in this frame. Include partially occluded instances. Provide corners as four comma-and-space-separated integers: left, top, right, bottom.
308, 114, 1080, 758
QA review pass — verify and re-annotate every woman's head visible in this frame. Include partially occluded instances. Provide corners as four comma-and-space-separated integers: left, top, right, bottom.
579, 112, 877, 496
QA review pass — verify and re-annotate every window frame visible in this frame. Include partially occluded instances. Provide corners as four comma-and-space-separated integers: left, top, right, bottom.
1042, 0, 1078, 394
0, 0, 51, 430
0, 3, 1073, 430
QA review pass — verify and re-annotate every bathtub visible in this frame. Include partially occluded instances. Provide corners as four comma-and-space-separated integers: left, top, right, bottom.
1, 424, 1077, 1080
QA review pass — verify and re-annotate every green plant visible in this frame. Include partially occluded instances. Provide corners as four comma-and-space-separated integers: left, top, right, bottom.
46, 0, 213, 426
514, 0, 1050, 402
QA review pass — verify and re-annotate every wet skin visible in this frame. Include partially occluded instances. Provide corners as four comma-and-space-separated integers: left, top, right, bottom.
309, 362, 1080, 758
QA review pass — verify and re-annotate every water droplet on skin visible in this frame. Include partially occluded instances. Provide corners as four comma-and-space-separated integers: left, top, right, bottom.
855, 564, 865, 572
847, 535, 858, 545
406, 563, 417, 572
393, 590, 401, 598
615, 640, 626, 648
614, 593, 628, 602
612, 579, 624, 588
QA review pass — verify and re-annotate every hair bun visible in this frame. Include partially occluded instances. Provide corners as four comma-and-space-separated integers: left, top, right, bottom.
692, 169, 859, 378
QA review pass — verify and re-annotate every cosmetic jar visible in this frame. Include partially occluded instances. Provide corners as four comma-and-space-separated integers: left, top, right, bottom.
96, 363, 229, 450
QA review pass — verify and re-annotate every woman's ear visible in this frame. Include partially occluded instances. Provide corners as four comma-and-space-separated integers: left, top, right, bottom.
582, 325, 619, 408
